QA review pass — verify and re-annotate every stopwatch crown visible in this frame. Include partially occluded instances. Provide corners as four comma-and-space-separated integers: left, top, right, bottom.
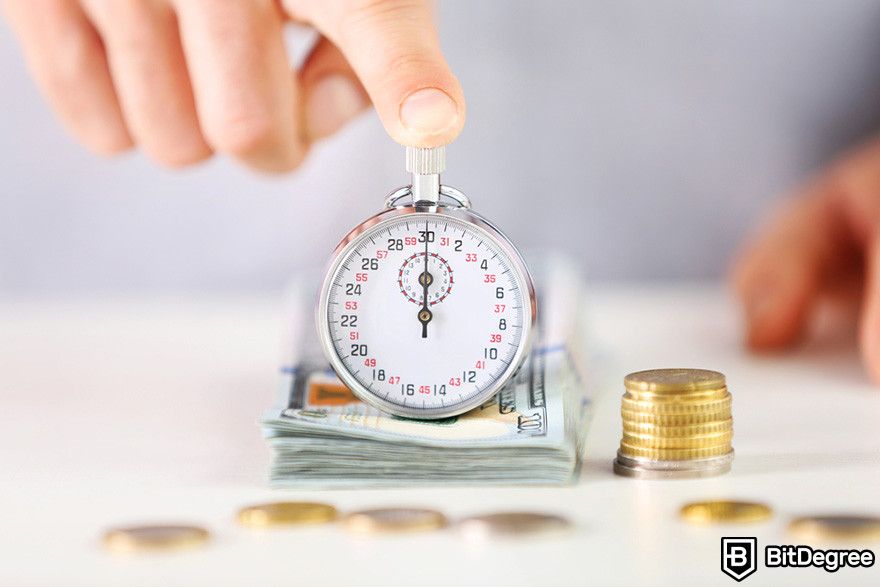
406, 146, 445, 175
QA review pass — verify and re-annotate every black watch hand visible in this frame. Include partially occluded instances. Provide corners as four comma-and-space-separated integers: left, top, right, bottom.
418, 221, 433, 338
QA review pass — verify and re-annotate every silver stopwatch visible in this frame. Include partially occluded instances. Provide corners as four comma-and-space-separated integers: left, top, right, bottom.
317, 146, 536, 419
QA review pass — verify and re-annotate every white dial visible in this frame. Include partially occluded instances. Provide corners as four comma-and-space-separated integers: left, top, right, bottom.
318, 209, 535, 419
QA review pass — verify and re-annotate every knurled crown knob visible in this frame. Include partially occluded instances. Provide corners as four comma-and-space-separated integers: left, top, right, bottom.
406, 146, 445, 175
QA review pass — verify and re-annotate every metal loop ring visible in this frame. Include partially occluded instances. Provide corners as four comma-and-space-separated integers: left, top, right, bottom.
384, 185, 471, 210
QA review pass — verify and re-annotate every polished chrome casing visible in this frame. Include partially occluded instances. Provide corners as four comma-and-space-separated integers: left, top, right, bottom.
316, 188, 537, 420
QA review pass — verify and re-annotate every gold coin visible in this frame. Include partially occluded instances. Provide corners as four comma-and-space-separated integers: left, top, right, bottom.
626, 386, 729, 403
621, 408, 731, 425
236, 502, 338, 528
624, 368, 725, 393
621, 393, 731, 414
622, 388, 730, 404
623, 419, 733, 437
343, 508, 448, 534
458, 512, 572, 539
788, 515, 880, 542
680, 501, 773, 524
622, 430, 733, 449
102, 525, 210, 553
618, 442, 732, 460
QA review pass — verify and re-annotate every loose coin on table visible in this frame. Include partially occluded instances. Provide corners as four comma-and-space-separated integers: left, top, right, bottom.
614, 368, 734, 479
343, 508, 448, 534
680, 501, 773, 525
459, 512, 572, 540
102, 525, 210, 553
237, 502, 338, 528
788, 515, 880, 542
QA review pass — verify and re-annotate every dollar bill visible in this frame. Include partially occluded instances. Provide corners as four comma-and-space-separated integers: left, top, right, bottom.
261, 254, 592, 487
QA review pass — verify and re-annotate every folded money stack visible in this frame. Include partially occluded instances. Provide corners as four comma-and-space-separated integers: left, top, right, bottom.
261, 255, 591, 487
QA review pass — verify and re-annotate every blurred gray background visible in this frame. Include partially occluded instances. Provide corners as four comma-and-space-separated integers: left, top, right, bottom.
3, 0, 880, 293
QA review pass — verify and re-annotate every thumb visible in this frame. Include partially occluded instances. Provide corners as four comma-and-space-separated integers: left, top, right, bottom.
289, 0, 465, 147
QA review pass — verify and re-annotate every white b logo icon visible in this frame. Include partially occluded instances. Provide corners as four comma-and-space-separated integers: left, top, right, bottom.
721, 538, 757, 582
727, 546, 749, 567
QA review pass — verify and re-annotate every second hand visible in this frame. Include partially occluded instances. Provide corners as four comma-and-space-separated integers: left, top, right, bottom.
418, 220, 433, 338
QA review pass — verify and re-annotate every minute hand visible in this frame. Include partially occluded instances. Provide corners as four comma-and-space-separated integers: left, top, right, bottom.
418, 222, 433, 338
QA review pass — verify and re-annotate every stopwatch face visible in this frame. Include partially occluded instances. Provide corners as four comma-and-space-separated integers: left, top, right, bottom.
317, 207, 535, 419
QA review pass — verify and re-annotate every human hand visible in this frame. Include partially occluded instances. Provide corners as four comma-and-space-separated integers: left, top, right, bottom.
732, 136, 880, 380
2, 0, 465, 171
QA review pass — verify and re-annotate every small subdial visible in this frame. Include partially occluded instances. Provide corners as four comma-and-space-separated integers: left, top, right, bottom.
398, 252, 453, 306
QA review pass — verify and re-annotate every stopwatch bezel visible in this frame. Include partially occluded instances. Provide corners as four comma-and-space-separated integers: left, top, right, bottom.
316, 203, 537, 420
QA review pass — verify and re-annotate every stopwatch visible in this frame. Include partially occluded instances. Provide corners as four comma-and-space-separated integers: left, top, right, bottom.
316, 146, 536, 420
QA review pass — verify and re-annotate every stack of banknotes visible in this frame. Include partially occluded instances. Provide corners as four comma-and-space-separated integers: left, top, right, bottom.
262, 255, 592, 487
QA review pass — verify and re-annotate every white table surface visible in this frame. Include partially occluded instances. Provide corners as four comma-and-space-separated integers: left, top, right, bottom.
2, 285, 879, 586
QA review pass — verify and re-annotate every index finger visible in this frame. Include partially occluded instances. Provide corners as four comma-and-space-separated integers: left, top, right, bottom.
289, 0, 465, 147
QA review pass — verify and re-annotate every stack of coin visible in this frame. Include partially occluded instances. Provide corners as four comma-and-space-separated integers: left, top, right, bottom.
613, 368, 734, 479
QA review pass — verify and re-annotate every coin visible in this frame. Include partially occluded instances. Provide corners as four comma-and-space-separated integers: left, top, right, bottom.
622, 430, 733, 449
680, 501, 773, 524
614, 451, 734, 479
342, 508, 448, 534
626, 387, 729, 403
623, 419, 733, 436
618, 442, 732, 460
621, 394, 731, 414
615, 368, 734, 478
624, 368, 726, 393
102, 525, 210, 553
237, 502, 338, 528
458, 512, 572, 539
620, 408, 731, 425
788, 515, 880, 542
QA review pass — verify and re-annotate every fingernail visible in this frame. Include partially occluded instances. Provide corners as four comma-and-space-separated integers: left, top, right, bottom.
306, 75, 368, 140
399, 88, 459, 136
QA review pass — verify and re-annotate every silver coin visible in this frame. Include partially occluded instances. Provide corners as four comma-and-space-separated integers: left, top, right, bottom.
789, 515, 880, 542
342, 508, 447, 534
613, 450, 734, 479
102, 524, 210, 553
458, 512, 573, 540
